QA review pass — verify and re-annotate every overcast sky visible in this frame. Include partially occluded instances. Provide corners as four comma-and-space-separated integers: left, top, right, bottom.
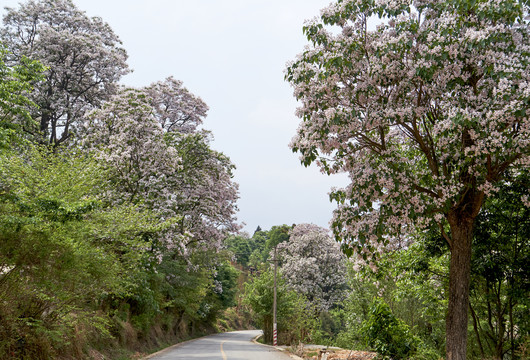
1, 0, 349, 234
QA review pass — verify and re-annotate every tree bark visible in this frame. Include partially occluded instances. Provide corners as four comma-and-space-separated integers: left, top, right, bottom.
446, 212, 474, 360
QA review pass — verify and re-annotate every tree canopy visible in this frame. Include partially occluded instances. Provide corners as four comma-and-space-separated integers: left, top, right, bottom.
1, 0, 129, 145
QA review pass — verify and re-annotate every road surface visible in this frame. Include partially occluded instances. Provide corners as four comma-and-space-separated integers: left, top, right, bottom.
146, 330, 292, 360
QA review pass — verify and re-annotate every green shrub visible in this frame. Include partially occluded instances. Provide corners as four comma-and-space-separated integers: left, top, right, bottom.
360, 298, 419, 360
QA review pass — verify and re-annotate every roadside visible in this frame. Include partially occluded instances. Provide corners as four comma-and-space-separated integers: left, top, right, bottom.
253, 333, 376, 360
284, 346, 377, 360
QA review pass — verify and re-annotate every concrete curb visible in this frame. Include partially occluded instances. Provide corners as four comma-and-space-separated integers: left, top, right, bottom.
288, 355, 304, 360
251, 332, 282, 350
251, 333, 303, 360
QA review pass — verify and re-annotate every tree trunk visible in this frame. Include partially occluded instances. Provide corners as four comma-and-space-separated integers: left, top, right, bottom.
40, 111, 50, 144
446, 214, 474, 360
263, 315, 272, 344
509, 299, 514, 359
469, 302, 485, 358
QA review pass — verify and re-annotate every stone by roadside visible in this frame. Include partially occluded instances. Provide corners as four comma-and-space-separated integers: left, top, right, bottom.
326, 350, 377, 360
281, 344, 377, 360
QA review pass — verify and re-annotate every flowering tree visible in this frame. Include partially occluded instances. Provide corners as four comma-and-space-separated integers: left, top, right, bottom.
285, 1, 530, 358
84, 80, 239, 253
279, 224, 346, 311
1, 0, 129, 145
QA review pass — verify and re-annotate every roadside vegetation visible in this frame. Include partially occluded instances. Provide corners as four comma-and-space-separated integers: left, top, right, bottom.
0, 1, 239, 358
227, 219, 528, 360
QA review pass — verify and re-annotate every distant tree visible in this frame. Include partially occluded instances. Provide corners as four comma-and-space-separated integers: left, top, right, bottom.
286, 1, 530, 358
279, 224, 347, 311
254, 225, 262, 234
224, 235, 252, 267
1, 0, 129, 145
266, 224, 291, 250
247, 229, 269, 267
251, 228, 267, 249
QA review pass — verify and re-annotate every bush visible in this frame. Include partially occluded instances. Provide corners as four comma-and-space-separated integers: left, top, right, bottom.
360, 298, 419, 360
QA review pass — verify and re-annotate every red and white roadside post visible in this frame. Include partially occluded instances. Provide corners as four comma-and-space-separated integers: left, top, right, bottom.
273, 322, 277, 346
272, 246, 278, 346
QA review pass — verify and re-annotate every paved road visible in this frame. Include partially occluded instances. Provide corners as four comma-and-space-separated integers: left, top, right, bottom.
147, 330, 292, 360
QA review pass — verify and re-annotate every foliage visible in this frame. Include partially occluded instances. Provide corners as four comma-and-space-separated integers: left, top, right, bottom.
335, 190, 529, 360
211, 261, 239, 309
224, 235, 253, 267
360, 298, 419, 360
243, 266, 310, 344
79, 79, 239, 352
266, 224, 291, 250
310, 309, 349, 348
224, 226, 291, 269
248, 230, 270, 267
0, 142, 240, 358
284, 291, 320, 346
0, 43, 44, 148
0, 145, 150, 358
331, 242, 446, 357
1, 0, 129, 145
468, 169, 530, 359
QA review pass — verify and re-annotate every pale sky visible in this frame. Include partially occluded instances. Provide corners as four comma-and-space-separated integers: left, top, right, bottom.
1, 0, 349, 233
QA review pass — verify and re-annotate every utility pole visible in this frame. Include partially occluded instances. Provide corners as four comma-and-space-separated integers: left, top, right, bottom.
272, 245, 278, 346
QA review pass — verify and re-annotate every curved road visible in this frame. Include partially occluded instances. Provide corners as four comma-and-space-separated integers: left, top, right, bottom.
147, 330, 292, 360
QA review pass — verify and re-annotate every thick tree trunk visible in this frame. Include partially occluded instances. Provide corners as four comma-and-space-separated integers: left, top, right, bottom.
446, 213, 474, 360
